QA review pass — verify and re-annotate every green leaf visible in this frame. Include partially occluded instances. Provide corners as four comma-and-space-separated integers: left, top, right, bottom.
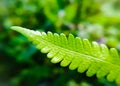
11, 26, 120, 84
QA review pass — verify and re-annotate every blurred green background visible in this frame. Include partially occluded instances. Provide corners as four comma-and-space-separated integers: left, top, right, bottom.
0, 0, 120, 86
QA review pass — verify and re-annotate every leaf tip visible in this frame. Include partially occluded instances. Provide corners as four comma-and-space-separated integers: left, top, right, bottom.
10, 26, 22, 30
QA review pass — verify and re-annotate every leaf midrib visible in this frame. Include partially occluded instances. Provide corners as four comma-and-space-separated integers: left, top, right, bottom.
35, 35, 120, 69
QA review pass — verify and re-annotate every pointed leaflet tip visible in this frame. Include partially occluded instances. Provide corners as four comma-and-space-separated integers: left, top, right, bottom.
10, 26, 32, 35
10, 26, 27, 33
10, 26, 23, 30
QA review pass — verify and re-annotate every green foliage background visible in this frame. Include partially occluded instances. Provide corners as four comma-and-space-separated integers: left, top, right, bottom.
0, 0, 120, 86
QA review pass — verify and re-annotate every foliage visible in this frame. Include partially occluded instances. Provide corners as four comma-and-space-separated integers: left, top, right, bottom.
11, 26, 120, 84
1, 0, 120, 86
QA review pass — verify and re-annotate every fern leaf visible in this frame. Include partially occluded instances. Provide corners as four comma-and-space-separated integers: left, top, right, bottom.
11, 26, 120, 84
